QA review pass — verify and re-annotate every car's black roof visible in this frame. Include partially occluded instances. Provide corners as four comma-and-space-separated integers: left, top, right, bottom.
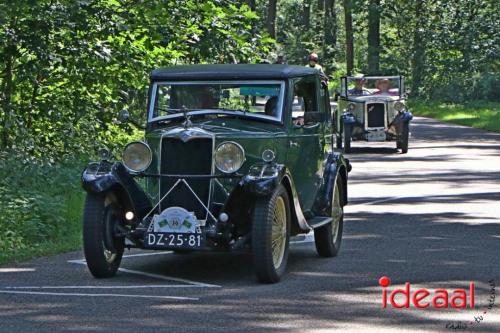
150, 64, 319, 81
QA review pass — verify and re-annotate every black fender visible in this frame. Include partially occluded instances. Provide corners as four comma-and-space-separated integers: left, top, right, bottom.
313, 153, 350, 216
391, 110, 413, 126
81, 162, 152, 220
238, 162, 285, 197
341, 112, 356, 125
237, 163, 310, 232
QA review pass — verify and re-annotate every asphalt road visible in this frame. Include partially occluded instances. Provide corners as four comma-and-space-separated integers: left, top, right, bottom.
1, 117, 499, 333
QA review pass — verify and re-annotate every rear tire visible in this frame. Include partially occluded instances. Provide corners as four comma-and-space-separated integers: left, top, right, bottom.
83, 193, 124, 278
314, 176, 344, 257
251, 185, 291, 283
343, 124, 352, 153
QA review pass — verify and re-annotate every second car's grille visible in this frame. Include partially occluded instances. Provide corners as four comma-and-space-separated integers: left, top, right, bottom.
367, 103, 385, 128
160, 137, 212, 219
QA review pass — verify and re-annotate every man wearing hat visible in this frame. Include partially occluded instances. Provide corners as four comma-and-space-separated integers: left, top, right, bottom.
349, 74, 370, 96
307, 53, 325, 75
306, 52, 328, 82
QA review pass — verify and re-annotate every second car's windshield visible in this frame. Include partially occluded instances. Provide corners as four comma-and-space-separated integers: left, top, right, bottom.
151, 81, 284, 121
346, 77, 401, 97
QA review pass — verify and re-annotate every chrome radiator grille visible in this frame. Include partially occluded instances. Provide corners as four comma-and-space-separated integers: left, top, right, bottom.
159, 137, 213, 219
367, 103, 385, 128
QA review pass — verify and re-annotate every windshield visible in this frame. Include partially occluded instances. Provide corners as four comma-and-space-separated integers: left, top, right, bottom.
150, 81, 285, 122
344, 76, 401, 97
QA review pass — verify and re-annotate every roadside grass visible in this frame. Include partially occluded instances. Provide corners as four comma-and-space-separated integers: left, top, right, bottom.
410, 100, 500, 132
0, 191, 85, 265
0, 156, 85, 266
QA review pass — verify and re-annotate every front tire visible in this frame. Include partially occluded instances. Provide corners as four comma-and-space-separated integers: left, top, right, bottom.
314, 176, 344, 257
343, 124, 352, 153
83, 193, 124, 278
251, 184, 291, 283
399, 122, 409, 154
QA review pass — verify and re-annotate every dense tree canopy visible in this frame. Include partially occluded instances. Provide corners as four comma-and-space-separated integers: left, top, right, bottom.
0, 0, 272, 161
0, 0, 498, 162
271, 0, 498, 100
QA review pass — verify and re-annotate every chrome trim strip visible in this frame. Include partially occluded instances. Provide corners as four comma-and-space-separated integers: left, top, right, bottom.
144, 178, 217, 226
145, 178, 183, 219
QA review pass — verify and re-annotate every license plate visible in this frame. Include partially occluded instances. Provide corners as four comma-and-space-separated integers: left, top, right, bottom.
144, 232, 205, 249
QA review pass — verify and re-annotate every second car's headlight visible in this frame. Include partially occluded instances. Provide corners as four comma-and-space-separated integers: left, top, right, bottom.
394, 101, 405, 112
215, 141, 245, 174
122, 141, 152, 172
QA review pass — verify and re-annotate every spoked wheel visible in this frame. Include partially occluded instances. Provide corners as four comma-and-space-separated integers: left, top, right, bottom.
343, 124, 352, 153
83, 193, 124, 278
314, 176, 344, 257
252, 184, 291, 283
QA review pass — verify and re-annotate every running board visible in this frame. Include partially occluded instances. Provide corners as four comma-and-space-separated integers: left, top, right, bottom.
307, 216, 332, 229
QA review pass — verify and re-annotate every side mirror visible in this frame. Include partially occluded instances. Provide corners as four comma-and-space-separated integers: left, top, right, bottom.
118, 109, 130, 123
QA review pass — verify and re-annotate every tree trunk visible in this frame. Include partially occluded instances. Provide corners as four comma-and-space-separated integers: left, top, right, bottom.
245, 0, 256, 11
316, 0, 325, 46
1, 46, 15, 149
343, 0, 354, 75
267, 0, 277, 38
367, 0, 381, 74
323, 0, 337, 70
303, 0, 311, 29
411, 0, 426, 97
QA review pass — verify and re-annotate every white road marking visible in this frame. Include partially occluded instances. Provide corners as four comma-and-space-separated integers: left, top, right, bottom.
0, 268, 36, 273
3, 285, 210, 289
350, 195, 408, 206
0, 290, 198, 301
122, 251, 173, 258
67, 258, 220, 288
118, 268, 220, 288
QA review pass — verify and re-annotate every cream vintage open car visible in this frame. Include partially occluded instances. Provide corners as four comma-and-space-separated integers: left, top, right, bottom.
335, 75, 413, 153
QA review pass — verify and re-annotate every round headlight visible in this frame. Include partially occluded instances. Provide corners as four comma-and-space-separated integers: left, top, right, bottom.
348, 103, 356, 112
394, 101, 405, 112
215, 142, 245, 174
122, 141, 152, 172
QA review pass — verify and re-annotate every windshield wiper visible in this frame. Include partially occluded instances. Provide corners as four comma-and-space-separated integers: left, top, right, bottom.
154, 107, 200, 115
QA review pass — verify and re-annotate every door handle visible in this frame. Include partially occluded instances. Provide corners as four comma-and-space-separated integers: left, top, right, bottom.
289, 141, 299, 148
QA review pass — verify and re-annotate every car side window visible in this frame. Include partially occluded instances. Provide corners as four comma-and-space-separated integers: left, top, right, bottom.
292, 77, 319, 125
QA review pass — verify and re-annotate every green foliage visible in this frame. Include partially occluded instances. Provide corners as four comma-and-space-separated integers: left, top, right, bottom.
271, 0, 498, 102
0, 153, 84, 256
0, 0, 273, 161
0, 0, 273, 264
410, 100, 500, 132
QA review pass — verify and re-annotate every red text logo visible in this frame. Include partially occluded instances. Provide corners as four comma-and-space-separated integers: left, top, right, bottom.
379, 276, 475, 309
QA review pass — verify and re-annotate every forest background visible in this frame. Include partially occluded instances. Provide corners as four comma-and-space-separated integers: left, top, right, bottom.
0, 0, 498, 262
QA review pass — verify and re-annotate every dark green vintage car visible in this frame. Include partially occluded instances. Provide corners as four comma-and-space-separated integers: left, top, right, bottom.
81, 64, 351, 283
